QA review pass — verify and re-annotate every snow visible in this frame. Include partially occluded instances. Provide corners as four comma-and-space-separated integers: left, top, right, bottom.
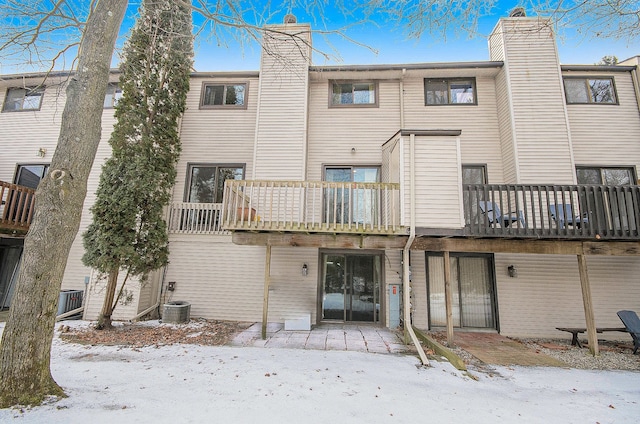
1, 321, 638, 423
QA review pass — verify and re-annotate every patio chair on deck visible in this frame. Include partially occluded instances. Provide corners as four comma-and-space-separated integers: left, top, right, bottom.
617, 310, 640, 354
549, 204, 588, 229
478, 201, 526, 228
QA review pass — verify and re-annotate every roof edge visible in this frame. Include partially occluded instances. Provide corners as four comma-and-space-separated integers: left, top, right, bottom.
310, 61, 504, 73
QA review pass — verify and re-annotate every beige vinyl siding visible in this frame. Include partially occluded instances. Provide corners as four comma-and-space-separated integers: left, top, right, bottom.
495, 254, 640, 338
265, 247, 319, 322
0, 82, 66, 183
163, 235, 265, 321
493, 68, 517, 182
306, 79, 400, 180
566, 71, 640, 168
164, 237, 319, 323
84, 274, 146, 321
408, 252, 428, 329
491, 19, 574, 184
172, 76, 259, 201
0, 79, 120, 296
401, 135, 464, 228
402, 76, 504, 182
253, 25, 311, 180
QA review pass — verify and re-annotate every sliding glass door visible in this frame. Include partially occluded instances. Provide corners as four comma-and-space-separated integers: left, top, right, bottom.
427, 253, 497, 329
321, 252, 381, 322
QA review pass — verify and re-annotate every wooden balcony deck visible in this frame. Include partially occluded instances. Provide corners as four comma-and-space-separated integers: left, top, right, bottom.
221, 180, 404, 235
167, 182, 640, 243
462, 184, 640, 240
0, 181, 35, 236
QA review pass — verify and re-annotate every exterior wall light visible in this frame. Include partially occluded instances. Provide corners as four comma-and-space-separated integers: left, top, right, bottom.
507, 265, 518, 278
302, 263, 308, 276
37, 147, 47, 157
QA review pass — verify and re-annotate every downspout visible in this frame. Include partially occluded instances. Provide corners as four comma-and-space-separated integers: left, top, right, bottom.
403, 132, 429, 366
400, 68, 406, 128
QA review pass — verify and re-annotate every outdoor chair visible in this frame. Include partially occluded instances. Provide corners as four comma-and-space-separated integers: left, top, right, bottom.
549, 204, 589, 229
478, 201, 526, 228
617, 310, 640, 354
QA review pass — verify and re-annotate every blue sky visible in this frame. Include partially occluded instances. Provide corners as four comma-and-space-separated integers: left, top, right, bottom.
2, 1, 638, 75
181, 1, 640, 72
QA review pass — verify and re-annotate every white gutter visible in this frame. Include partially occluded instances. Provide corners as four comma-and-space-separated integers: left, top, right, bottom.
403, 132, 429, 366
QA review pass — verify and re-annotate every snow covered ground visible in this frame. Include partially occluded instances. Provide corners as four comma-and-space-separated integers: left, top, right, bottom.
1, 321, 638, 423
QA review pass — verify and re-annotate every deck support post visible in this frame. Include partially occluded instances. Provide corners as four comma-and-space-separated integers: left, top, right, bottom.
444, 250, 454, 346
577, 253, 599, 356
261, 244, 272, 340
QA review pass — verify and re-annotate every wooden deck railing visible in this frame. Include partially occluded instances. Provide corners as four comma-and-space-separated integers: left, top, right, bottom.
221, 180, 403, 234
0, 181, 35, 233
167, 202, 227, 234
463, 184, 640, 239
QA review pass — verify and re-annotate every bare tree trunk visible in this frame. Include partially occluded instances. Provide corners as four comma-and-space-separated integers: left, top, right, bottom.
0, 0, 128, 407
97, 268, 120, 330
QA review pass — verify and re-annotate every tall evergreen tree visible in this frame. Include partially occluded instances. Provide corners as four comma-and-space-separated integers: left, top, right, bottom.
83, 0, 193, 329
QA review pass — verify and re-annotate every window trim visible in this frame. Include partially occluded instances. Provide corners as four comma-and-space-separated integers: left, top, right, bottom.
328, 80, 379, 108
424, 78, 478, 106
563, 76, 619, 105
2, 86, 45, 112
183, 163, 246, 203
199, 82, 249, 110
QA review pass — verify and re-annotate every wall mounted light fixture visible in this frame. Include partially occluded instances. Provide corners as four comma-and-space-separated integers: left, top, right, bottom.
507, 265, 518, 278
37, 147, 47, 157
302, 263, 308, 277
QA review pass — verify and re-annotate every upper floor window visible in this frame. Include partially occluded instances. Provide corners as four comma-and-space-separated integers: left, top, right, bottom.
104, 84, 123, 108
2, 87, 45, 112
462, 165, 487, 185
186, 164, 244, 203
563, 77, 617, 104
425, 78, 476, 105
200, 83, 246, 108
330, 81, 377, 107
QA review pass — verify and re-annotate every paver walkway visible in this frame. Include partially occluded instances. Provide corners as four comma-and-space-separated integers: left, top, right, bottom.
230, 322, 408, 354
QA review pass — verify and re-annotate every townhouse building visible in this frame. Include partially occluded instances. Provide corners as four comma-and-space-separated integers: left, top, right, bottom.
1, 15, 639, 352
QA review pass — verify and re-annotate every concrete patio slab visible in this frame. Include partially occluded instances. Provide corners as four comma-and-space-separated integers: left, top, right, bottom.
229, 322, 408, 354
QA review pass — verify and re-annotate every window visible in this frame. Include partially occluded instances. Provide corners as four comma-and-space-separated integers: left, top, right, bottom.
15, 164, 49, 189
576, 166, 635, 185
324, 166, 380, 224
185, 164, 244, 203
462, 165, 487, 185
2, 87, 44, 112
563, 77, 617, 104
200, 83, 246, 108
330, 81, 377, 107
425, 79, 476, 105
104, 84, 123, 108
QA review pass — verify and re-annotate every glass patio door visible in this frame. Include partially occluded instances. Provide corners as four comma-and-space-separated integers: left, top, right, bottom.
427, 253, 496, 329
322, 253, 381, 322
324, 167, 379, 225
